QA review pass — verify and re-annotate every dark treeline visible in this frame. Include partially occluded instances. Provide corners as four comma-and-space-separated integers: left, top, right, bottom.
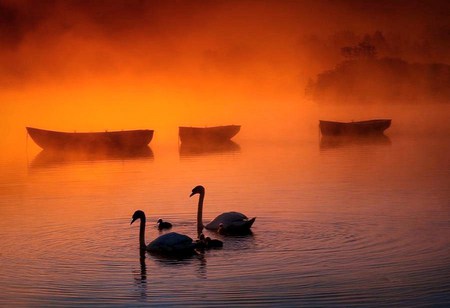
299, 28, 450, 67
306, 58, 450, 104
304, 29, 450, 104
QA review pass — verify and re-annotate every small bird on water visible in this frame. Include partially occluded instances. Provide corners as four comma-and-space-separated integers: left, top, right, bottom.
157, 218, 172, 230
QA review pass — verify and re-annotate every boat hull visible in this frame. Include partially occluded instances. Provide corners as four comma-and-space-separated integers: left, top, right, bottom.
26, 127, 154, 151
319, 119, 391, 136
179, 125, 240, 143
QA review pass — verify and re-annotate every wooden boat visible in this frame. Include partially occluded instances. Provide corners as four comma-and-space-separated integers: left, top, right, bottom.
26, 127, 154, 151
319, 119, 391, 136
179, 125, 240, 143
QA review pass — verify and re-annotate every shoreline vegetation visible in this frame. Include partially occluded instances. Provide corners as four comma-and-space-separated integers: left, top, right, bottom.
305, 30, 450, 105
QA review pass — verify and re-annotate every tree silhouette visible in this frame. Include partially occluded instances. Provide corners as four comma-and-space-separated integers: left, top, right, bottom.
341, 41, 377, 59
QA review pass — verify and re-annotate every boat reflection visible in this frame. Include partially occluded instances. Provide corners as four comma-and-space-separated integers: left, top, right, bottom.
320, 134, 391, 150
179, 140, 241, 158
30, 146, 154, 168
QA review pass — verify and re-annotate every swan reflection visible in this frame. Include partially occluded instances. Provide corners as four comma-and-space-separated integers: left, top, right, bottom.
146, 251, 208, 280
132, 251, 148, 301
179, 140, 240, 158
132, 251, 207, 300
29, 147, 154, 167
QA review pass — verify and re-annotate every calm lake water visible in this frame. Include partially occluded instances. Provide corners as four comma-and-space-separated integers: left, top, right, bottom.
0, 134, 449, 306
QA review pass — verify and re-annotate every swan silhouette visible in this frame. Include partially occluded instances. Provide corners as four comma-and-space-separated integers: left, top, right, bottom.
205, 236, 223, 248
156, 218, 172, 230
196, 233, 223, 249
190, 185, 256, 235
131, 210, 196, 255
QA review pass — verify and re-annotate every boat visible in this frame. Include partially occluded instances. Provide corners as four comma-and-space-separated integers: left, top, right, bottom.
319, 119, 391, 136
26, 127, 154, 151
179, 125, 240, 143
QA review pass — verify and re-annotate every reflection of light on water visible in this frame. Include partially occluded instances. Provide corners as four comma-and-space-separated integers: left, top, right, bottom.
179, 140, 241, 158
132, 253, 147, 302
29, 147, 154, 168
148, 252, 209, 281
319, 134, 391, 150
1, 138, 449, 306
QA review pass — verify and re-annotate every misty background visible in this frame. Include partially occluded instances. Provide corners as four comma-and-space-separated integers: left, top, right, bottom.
1, 0, 449, 152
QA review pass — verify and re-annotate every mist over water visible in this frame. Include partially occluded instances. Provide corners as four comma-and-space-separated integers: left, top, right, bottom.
1, 0, 449, 152
1, 1, 448, 147
1, 0, 449, 306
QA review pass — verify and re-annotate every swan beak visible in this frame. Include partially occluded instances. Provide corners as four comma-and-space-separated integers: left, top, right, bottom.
189, 192, 195, 197
130, 218, 137, 225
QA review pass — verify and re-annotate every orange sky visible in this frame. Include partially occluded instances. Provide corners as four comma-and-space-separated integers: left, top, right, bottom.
1, 0, 449, 151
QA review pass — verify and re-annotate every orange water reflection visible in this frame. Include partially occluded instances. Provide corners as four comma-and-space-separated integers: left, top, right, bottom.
320, 134, 391, 150
179, 140, 240, 158
1, 134, 450, 306
30, 147, 154, 168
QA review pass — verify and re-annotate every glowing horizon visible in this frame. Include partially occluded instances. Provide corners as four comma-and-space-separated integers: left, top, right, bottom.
1, 0, 449, 155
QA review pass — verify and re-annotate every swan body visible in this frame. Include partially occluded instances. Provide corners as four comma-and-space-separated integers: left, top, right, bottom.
157, 218, 172, 230
131, 210, 196, 255
147, 232, 195, 253
206, 211, 255, 231
190, 185, 255, 235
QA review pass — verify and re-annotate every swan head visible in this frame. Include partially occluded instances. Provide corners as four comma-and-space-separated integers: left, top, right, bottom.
157, 218, 163, 224
131, 210, 146, 225
190, 185, 205, 197
218, 223, 225, 234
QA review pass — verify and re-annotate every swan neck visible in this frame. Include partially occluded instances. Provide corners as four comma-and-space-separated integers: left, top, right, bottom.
139, 216, 146, 249
197, 192, 204, 238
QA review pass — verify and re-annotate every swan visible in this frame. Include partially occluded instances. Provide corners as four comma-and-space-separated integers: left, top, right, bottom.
156, 218, 172, 230
196, 233, 223, 249
190, 185, 256, 235
131, 210, 196, 255
205, 236, 223, 248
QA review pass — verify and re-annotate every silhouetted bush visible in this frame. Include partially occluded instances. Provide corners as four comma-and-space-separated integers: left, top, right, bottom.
307, 58, 450, 104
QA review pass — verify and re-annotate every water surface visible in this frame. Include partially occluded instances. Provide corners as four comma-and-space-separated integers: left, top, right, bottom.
0, 135, 449, 306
